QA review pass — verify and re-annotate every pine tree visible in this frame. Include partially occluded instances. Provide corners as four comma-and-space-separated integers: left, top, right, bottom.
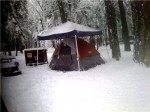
131, 1, 150, 67
1, 1, 28, 55
57, 0, 67, 23
118, 0, 131, 51
1, 1, 13, 55
104, 0, 121, 60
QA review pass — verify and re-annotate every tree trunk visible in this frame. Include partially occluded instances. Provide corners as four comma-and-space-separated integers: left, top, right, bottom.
15, 37, 19, 56
105, 0, 121, 60
118, 0, 131, 51
131, 1, 150, 67
16, 51, 18, 56
57, 0, 67, 23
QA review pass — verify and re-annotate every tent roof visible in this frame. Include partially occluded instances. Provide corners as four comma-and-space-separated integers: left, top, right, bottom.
37, 21, 102, 40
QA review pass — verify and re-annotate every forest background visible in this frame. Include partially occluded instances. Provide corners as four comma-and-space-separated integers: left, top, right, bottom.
1, 0, 150, 67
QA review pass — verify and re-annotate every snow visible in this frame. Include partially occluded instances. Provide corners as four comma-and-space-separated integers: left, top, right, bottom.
24, 48, 47, 51
38, 21, 100, 37
1, 62, 16, 68
0, 55, 16, 60
2, 45, 150, 112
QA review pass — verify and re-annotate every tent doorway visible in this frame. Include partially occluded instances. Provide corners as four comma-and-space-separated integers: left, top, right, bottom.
59, 44, 73, 67
50, 43, 73, 71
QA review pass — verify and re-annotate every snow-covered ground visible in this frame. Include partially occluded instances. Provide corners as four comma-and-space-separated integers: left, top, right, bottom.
2, 45, 150, 112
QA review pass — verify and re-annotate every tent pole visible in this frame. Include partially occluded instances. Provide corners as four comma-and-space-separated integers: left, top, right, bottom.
37, 40, 38, 66
75, 35, 80, 71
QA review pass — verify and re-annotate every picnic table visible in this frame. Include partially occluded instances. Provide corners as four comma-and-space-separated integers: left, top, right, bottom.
0, 55, 21, 76
0, 55, 16, 63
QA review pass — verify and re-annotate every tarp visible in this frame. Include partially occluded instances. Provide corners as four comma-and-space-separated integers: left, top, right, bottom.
37, 21, 102, 40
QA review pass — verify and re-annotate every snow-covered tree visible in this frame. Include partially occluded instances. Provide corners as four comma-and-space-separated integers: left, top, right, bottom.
1, 0, 29, 55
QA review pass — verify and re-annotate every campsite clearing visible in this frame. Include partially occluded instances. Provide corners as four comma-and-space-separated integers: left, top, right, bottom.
1, 45, 150, 112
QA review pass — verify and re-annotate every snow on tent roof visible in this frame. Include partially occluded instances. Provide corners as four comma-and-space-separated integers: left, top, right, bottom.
24, 48, 47, 51
37, 21, 102, 40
